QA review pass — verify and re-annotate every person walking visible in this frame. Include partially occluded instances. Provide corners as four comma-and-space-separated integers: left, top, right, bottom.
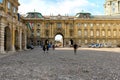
73, 43, 78, 55
46, 44, 49, 53
52, 44, 55, 54
52, 44, 55, 50
43, 45, 46, 53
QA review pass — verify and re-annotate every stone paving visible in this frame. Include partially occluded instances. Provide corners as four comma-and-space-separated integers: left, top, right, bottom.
0, 47, 120, 80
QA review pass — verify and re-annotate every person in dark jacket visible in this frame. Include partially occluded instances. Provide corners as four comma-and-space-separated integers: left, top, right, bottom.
73, 43, 78, 55
43, 45, 46, 53
46, 44, 49, 53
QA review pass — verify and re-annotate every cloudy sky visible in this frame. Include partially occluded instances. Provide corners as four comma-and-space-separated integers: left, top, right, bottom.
18, 0, 105, 16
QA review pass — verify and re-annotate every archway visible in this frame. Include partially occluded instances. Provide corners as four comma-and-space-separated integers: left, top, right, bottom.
15, 30, 20, 50
4, 27, 11, 51
54, 34, 64, 47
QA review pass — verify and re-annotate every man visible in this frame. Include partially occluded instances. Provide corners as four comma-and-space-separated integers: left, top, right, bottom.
73, 43, 78, 55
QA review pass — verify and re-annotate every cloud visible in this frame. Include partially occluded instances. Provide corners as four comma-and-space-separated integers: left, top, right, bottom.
18, 0, 104, 15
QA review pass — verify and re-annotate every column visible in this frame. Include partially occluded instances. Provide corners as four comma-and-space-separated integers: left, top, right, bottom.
11, 24, 15, 52
0, 23, 5, 53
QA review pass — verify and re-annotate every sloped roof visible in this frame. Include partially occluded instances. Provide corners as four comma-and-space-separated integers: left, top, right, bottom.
26, 12, 43, 18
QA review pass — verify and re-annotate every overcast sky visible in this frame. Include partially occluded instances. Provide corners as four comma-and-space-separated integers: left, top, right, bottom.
18, 0, 105, 16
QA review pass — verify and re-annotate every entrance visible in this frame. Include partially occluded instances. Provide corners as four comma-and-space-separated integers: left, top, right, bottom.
4, 27, 11, 51
55, 34, 63, 47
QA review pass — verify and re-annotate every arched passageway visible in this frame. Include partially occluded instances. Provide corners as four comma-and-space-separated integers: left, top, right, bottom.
15, 30, 20, 50
4, 27, 11, 51
54, 34, 64, 47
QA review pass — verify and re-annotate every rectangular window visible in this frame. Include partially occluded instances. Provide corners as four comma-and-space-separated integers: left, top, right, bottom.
102, 30, 105, 36
108, 30, 111, 36
113, 31, 117, 36
57, 23, 62, 28
13, 7, 16, 13
78, 30, 81, 36
46, 23, 49, 28
90, 30, 93, 36
90, 23, 93, 27
85, 40, 88, 44
37, 29, 40, 36
96, 30, 99, 36
70, 23, 73, 29
84, 30, 87, 36
8, 2, 11, 9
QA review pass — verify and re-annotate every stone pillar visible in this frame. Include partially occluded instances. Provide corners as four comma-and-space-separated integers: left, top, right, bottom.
24, 31, 27, 50
11, 24, 15, 52
0, 23, 5, 53
19, 29, 22, 50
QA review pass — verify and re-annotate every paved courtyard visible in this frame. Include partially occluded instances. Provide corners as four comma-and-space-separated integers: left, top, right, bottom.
0, 47, 120, 80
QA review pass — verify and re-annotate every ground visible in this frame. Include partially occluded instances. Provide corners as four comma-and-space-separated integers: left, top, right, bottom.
0, 47, 120, 80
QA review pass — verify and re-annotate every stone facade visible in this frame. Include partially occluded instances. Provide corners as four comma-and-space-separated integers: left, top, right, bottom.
0, 0, 27, 53
24, 12, 120, 47
104, 0, 120, 15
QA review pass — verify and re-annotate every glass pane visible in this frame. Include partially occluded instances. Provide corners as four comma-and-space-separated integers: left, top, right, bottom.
8, 2, 11, 9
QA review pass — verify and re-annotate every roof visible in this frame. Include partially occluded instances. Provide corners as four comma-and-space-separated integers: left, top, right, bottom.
26, 12, 43, 18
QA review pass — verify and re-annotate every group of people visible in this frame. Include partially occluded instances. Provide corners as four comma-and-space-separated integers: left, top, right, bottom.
42, 43, 78, 55
42, 44, 55, 53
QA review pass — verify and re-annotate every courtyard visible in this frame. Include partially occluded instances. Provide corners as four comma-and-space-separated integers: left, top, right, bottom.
0, 47, 120, 80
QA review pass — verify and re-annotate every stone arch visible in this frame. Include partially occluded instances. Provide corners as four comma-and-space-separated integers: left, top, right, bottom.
4, 26, 11, 51
54, 33, 64, 47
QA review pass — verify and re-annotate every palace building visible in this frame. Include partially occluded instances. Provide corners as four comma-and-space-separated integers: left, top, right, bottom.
0, 0, 27, 53
24, 12, 120, 47
1, 0, 120, 53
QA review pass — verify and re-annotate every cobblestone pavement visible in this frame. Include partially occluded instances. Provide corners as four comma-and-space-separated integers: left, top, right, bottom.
0, 47, 120, 80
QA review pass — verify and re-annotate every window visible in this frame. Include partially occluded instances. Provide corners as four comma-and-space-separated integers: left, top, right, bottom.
46, 23, 49, 28
70, 30, 73, 37
84, 30, 87, 36
97, 40, 99, 43
96, 23, 99, 26
108, 30, 111, 36
78, 30, 81, 36
70, 23, 73, 29
90, 30, 93, 36
57, 23, 62, 28
79, 40, 81, 44
96, 30, 99, 36
113, 30, 117, 36
46, 30, 49, 37
102, 24, 105, 27
37, 23, 41, 29
0, 0, 3, 3
85, 40, 88, 44
102, 30, 105, 36
90, 23, 93, 27
13, 7, 16, 13
37, 29, 40, 36
8, 2, 11, 9
84, 23, 87, 27
77, 23, 80, 27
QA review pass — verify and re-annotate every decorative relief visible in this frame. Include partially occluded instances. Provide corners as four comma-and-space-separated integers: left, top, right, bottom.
54, 28, 65, 35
